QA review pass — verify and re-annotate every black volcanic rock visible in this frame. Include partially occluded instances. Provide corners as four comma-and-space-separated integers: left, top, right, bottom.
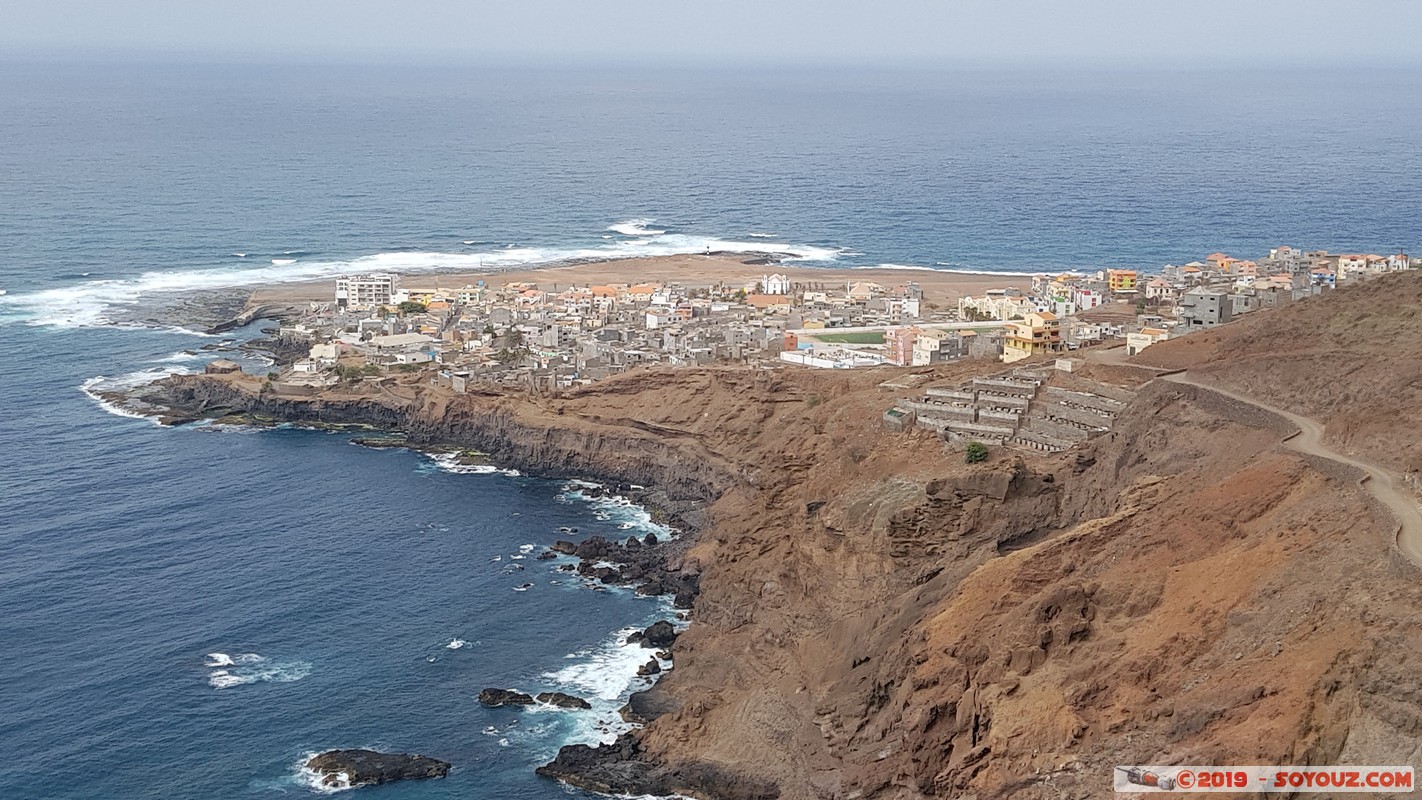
574, 535, 614, 559
536, 691, 592, 709
479, 688, 534, 707
305, 749, 449, 788
639, 620, 678, 649
637, 659, 661, 676
621, 688, 678, 724
537, 733, 779, 799
536, 734, 651, 794
551, 540, 578, 554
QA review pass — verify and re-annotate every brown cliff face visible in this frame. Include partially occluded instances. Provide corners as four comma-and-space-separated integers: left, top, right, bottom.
147, 280, 1422, 798
619, 373, 1418, 800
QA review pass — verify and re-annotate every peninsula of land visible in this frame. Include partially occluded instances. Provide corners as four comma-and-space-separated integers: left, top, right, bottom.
122, 271, 1422, 799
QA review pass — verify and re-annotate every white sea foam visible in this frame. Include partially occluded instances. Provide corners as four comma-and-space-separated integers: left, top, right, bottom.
421, 452, 521, 477
608, 218, 667, 236
293, 753, 355, 794
746, 232, 778, 238
446, 638, 469, 650
79, 367, 195, 423
208, 671, 252, 689
204, 651, 309, 689
558, 482, 676, 540
150, 350, 207, 364
0, 227, 840, 330
541, 615, 677, 747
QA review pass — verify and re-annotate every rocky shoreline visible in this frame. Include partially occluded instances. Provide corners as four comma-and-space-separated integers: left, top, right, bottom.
113, 371, 719, 796
78, 276, 1422, 799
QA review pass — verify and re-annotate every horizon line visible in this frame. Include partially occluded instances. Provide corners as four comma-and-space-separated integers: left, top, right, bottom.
5, 44, 1422, 73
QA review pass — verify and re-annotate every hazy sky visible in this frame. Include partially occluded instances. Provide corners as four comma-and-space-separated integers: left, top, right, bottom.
6, 0, 1422, 66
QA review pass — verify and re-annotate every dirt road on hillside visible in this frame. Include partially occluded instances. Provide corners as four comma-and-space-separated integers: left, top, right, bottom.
1088, 345, 1422, 567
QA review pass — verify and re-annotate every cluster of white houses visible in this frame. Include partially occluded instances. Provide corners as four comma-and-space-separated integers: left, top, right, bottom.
270, 246, 1414, 391
940, 247, 1417, 363
274, 270, 942, 390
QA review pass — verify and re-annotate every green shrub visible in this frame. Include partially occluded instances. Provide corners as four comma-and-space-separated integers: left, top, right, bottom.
964, 441, 989, 463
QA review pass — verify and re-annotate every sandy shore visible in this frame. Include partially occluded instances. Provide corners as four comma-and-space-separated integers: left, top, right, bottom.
245, 253, 1033, 310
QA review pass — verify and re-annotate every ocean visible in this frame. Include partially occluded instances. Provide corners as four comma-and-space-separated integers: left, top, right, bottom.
0, 59, 1419, 799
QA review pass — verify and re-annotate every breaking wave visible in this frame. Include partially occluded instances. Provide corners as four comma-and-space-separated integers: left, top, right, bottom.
0, 224, 840, 330
292, 752, 354, 794
149, 350, 207, 364
420, 452, 522, 477
79, 367, 194, 422
608, 218, 667, 236
204, 651, 311, 689
540, 618, 676, 747
558, 482, 676, 540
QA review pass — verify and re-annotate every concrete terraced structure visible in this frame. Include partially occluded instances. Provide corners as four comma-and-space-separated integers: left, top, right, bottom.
888, 366, 1136, 452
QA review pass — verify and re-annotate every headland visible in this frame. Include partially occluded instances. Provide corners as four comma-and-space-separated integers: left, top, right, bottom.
117, 271, 1422, 799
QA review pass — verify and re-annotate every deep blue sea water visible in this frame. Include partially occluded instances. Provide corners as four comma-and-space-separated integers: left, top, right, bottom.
1, 59, 1420, 799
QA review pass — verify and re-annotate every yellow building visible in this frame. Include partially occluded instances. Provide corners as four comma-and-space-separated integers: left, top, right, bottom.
1002, 312, 1063, 363
1107, 269, 1138, 293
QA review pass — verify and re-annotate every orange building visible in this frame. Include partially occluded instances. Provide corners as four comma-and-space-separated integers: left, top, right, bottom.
1107, 269, 1138, 293
1206, 253, 1240, 273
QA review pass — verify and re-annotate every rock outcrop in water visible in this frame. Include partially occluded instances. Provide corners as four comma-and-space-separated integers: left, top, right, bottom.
304, 749, 450, 788
628, 620, 678, 649
136, 274, 1422, 800
478, 688, 534, 707
536, 691, 592, 709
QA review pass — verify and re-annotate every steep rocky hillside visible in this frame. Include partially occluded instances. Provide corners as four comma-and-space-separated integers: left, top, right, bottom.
1134, 271, 1422, 482
618, 384, 1420, 799
142, 279, 1422, 798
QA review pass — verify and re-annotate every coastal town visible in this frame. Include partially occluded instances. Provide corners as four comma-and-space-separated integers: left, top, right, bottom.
246, 246, 1416, 400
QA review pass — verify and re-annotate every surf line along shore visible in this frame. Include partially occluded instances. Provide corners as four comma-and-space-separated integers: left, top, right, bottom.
112, 367, 727, 786
237, 251, 1023, 309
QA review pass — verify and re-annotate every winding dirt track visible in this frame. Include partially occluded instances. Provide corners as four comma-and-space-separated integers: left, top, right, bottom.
1089, 345, 1422, 567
